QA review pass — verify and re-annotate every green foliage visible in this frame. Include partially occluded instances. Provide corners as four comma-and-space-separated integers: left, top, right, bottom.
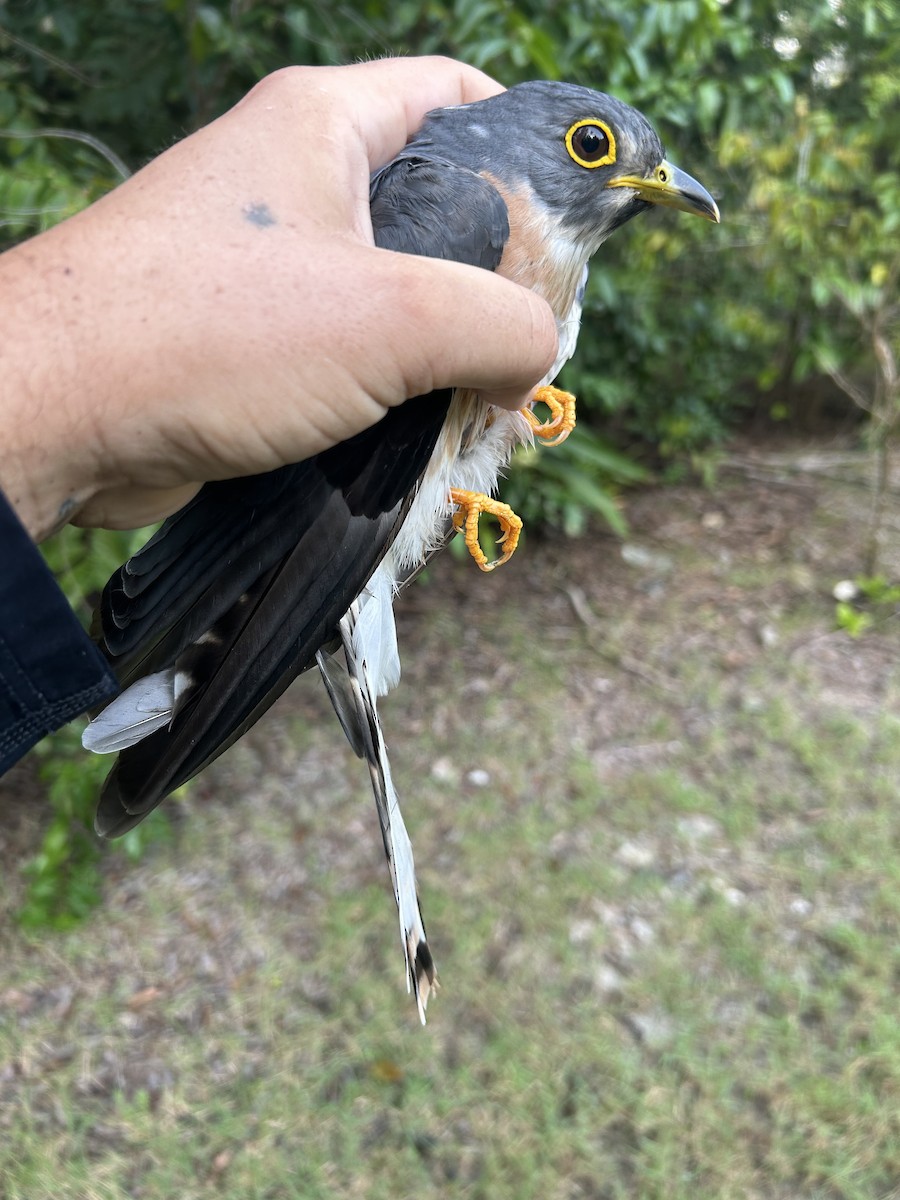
506, 426, 649, 537
857, 575, 900, 607
4, 0, 898, 491
835, 575, 900, 638
39, 525, 155, 627
835, 601, 873, 640
21, 725, 106, 929
21, 723, 170, 929
16, 522, 165, 928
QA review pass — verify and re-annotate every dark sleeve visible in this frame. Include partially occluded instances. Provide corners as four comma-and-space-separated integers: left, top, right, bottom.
0, 490, 119, 774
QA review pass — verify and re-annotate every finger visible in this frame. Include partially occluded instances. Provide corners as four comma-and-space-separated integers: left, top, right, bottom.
318, 56, 505, 169
220, 58, 503, 231
378, 252, 560, 409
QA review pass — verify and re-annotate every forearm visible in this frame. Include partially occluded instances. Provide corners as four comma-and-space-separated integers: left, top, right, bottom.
0, 155, 272, 541
0, 169, 228, 542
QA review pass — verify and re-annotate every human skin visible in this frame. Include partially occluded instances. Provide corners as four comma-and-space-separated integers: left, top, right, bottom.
0, 56, 558, 541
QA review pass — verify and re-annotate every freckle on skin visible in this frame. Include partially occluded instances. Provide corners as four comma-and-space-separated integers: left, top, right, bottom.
243, 202, 277, 228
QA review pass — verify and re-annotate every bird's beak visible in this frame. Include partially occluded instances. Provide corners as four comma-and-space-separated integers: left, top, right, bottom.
608, 160, 720, 223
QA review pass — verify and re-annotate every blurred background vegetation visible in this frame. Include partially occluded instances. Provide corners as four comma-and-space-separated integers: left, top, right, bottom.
2, 9, 900, 1196
1, 1, 898, 912
2, 0, 897, 524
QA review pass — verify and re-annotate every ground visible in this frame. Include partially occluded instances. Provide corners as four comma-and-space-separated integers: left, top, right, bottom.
1, 436, 899, 1200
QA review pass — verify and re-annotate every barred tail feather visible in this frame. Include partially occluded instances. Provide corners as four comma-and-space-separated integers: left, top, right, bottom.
329, 603, 436, 1021
367, 721, 435, 1021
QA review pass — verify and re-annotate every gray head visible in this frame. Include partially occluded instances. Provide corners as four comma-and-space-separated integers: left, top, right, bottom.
409, 80, 719, 252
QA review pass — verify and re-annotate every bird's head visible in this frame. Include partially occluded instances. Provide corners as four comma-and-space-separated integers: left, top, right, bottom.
411, 80, 719, 255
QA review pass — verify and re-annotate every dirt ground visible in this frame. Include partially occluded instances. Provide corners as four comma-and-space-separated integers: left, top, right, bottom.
1, 433, 899, 1200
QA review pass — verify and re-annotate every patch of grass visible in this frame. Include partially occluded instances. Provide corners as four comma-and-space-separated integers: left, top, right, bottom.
3, 475, 900, 1199
18, 723, 171, 930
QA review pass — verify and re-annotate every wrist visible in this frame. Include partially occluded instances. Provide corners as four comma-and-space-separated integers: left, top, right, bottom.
0, 437, 90, 543
0, 223, 117, 541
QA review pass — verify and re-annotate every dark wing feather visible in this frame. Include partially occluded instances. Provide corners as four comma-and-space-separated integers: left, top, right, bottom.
91, 156, 509, 833
95, 398, 445, 835
369, 155, 509, 265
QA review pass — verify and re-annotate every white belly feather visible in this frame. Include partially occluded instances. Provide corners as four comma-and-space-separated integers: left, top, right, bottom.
356, 270, 587, 698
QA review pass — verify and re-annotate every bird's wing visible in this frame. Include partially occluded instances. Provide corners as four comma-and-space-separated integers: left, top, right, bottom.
93, 405, 442, 835
89, 156, 510, 837
370, 153, 509, 262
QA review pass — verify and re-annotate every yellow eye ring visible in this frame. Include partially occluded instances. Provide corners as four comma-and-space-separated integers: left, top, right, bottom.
565, 119, 616, 169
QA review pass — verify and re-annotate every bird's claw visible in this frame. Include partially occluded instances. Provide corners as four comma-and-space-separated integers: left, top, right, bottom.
449, 488, 523, 572
523, 385, 577, 446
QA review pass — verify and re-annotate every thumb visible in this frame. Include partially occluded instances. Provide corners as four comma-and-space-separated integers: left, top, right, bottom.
379, 253, 560, 410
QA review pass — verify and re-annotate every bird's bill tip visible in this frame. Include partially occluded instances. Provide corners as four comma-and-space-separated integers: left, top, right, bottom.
609, 160, 720, 223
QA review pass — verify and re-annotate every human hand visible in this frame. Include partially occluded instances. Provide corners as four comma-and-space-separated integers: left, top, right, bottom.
0, 57, 558, 540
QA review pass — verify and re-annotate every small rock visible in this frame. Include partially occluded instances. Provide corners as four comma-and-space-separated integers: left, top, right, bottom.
197, 953, 219, 979
568, 919, 595, 946
621, 543, 673, 574
117, 1012, 145, 1034
464, 677, 491, 696
833, 579, 859, 602
595, 902, 624, 928
466, 768, 491, 788
211, 1150, 233, 1175
789, 897, 813, 917
676, 814, 721, 842
759, 623, 780, 648
593, 964, 624, 995
628, 1010, 676, 1049
630, 917, 655, 945
614, 840, 655, 869
430, 757, 457, 784
712, 877, 746, 907
701, 510, 725, 531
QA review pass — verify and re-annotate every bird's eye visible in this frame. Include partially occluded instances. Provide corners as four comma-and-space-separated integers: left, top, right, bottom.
565, 120, 616, 169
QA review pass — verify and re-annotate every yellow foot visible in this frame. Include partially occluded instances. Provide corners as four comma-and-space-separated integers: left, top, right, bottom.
523, 385, 577, 447
449, 488, 523, 572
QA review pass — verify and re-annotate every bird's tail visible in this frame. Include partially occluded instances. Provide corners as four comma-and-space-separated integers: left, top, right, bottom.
317, 601, 436, 1021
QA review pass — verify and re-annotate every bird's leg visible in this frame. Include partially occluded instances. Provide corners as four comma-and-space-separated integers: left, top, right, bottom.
449, 489, 523, 572
523, 385, 577, 447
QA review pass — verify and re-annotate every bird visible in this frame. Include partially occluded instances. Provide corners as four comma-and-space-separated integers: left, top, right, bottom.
82, 80, 719, 1021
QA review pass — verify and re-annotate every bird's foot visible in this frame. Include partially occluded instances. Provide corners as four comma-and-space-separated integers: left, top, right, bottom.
523, 385, 577, 447
449, 488, 523, 572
